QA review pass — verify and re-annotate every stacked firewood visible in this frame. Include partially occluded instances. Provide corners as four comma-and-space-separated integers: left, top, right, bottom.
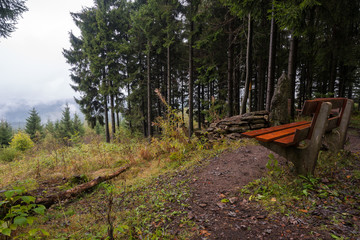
196, 111, 270, 140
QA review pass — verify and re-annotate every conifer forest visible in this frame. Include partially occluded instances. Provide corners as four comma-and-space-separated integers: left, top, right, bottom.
1, 0, 360, 239
63, 0, 360, 141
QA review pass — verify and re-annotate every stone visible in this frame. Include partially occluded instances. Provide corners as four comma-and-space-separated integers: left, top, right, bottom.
270, 72, 291, 125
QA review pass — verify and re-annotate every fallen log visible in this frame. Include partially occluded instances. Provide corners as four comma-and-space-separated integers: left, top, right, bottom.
36, 164, 131, 208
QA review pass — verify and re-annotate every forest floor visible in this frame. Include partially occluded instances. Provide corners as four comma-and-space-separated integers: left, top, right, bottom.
4, 126, 360, 239
167, 128, 360, 240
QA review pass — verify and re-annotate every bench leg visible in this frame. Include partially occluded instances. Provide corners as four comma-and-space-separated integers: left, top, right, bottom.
323, 99, 353, 152
260, 102, 332, 175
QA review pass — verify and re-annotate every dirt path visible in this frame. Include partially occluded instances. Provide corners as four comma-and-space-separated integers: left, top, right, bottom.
184, 130, 360, 239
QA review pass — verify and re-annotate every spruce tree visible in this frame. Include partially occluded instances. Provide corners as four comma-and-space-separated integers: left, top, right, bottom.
73, 113, 85, 136
25, 108, 42, 140
58, 104, 73, 141
0, 120, 13, 146
0, 0, 28, 38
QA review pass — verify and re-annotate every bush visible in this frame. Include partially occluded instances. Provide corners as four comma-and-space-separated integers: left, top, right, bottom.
9, 132, 34, 152
0, 147, 19, 162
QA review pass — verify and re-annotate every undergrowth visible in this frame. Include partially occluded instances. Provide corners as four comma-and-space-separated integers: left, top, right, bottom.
240, 150, 360, 239
0, 89, 248, 239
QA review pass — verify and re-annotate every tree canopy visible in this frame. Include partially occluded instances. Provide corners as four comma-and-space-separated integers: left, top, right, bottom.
0, 0, 27, 38
64, 0, 360, 140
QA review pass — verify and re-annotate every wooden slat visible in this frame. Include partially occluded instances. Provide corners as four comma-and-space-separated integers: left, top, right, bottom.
255, 123, 311, 142
241, 121, 310, 138
274, 134, 296, 146
301, 101, 319, 116
301, 98, 347, 116
274, 127, 310, 146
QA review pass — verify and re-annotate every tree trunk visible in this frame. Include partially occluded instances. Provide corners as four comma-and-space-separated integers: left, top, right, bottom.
240, 14, 253, 115
127, 83, 132, 130
147, 40, 152, 138
227, 16, 234, 117
103, 68, 110, 143
104, 95, 110, 143
338, 62, 347, 97
167, 43, 171, 106
36, 165, 131, 208
188, 18, 194, 137
197, 82, 201, 130
257, 56, 266, 110
110, 83, 116, 138
265, 6, 277, 112
288, 33, 298, 120
329, 52, 337, 95
142, 97, 147, 137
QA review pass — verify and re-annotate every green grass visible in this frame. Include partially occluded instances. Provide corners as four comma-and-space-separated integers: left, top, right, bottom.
240, 150, 360, 239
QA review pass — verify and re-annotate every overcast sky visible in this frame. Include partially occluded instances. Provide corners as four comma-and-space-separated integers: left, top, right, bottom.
0, 0, 94, 118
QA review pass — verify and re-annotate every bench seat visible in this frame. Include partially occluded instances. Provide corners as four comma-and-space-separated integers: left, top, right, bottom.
240, 98, 353, 175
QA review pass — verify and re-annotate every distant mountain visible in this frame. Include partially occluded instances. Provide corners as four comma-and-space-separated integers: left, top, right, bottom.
0, 99, 83, 129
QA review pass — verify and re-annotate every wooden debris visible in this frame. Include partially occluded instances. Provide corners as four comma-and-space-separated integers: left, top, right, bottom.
196, 111, 270, 140
35, 164, 131, 208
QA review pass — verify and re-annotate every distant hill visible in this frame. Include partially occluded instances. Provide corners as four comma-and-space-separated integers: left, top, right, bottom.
0, 99, 83, 129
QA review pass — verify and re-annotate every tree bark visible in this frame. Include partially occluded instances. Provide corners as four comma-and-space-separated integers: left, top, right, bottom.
265, 6, 277, 112
167, 43, 171, 106
103, 69, 110, 143
110, 83, 116, 138
288, 33, 298, 120
197, 82, 201, 130
329, 52, 337, 95
257, 56, 266, 111
227, 15, 234, 117
147, 41, 152, 138
127, 83, 132, 130
240, 14, 253, 115
188, 17, 194, 137
35, 165, 131, 208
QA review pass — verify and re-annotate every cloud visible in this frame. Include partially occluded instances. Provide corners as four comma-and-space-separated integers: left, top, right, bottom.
0, 0, 93, 106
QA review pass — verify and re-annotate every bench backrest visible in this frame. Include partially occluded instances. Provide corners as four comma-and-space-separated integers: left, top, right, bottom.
301, 98, 348, 139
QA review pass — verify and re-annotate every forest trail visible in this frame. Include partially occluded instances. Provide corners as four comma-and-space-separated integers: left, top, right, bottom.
176, 129, 360, 239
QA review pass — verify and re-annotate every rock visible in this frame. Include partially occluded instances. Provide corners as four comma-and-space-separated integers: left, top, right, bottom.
270, 72, 291, 125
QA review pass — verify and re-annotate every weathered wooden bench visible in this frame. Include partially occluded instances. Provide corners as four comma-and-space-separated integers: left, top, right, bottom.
241, 98, 353, 175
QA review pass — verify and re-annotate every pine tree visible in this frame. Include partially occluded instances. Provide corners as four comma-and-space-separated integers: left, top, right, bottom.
73, 113, 85, 136
0, 120, 13, 146
0, 0, 28, 38
25, 108, 42, 140
57, 104, 74, 141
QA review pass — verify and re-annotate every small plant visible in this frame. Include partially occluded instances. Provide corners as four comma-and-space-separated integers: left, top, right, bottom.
0, 188, 48, 238
0, 147, 19, 162
9, 132, 34, 152
266, 153, 282, 176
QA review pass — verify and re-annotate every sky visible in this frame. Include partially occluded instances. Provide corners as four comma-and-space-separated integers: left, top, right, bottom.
0, 0, 94, 121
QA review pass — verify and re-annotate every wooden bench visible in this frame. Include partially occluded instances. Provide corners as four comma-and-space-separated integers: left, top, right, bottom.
242, 98, 353, 175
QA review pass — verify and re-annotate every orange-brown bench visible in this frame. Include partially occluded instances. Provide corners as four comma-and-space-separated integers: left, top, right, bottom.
242, 98, 353, 175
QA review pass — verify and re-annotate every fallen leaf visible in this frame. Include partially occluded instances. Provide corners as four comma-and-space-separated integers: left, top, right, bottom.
299, 209, 308, 213
219, 193, 226, 198
199, 230, 211, 236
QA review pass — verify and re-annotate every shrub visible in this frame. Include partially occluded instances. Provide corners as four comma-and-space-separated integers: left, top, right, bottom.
0, 147, 19, 162
9, 132, 34, 152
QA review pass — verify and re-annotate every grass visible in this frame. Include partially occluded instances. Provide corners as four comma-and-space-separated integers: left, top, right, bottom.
2, 112, 359, 239
240, 150, 360, 239
0, 121, 250, 239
